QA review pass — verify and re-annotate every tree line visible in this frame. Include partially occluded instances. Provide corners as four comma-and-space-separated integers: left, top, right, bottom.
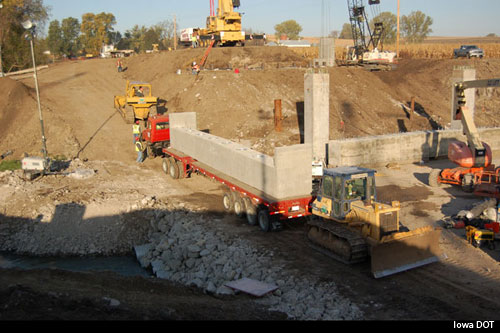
47, 14, 176, 58
336, 10, 433, 44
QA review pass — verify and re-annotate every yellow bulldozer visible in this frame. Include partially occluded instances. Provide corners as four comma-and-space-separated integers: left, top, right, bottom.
308, 166, 444, 278
114, 81, 158, 124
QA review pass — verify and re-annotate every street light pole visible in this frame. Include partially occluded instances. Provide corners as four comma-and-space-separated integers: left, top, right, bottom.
23, 20, 48, 162
0, 0, 4, 77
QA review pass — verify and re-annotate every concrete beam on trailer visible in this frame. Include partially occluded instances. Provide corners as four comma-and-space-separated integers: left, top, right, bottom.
169, 112, 312, 200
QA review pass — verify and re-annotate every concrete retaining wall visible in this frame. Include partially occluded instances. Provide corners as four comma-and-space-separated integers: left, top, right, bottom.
170, 112, 312, 200
329, 127, 500, 167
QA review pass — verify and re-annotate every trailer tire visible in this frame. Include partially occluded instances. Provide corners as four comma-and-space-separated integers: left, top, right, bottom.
244, 198, 257, 225
176, 161, 185, 179
258, 208, 271, 232
162, 158, 171, 175
222, 192, 234, 212
233, 196, 245, 218
169, 158, 180, 179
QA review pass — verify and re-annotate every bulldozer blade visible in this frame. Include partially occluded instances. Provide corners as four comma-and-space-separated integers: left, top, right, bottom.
371, 227, 445, 279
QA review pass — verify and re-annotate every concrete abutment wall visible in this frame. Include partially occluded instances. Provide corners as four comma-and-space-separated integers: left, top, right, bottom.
328, 127, 500, 167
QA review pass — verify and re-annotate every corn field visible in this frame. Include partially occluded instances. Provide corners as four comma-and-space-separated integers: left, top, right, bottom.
288, 42, 500, 61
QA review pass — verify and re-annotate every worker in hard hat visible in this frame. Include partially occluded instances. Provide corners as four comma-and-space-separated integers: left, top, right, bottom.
192, 62, 200, 75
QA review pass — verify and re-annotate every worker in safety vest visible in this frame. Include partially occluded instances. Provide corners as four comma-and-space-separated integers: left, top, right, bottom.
192, 62, 200, 75
135, 137, 145, 163
133, 121, 141, 143
117, 59, 123, 72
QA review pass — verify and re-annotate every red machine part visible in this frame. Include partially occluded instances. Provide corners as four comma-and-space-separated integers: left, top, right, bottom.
448, 141, 492, 168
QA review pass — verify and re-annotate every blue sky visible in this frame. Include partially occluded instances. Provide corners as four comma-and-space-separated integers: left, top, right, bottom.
43, 0, 500, 37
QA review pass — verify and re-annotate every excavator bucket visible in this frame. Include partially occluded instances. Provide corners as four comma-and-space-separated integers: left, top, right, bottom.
371, 226, 445, 278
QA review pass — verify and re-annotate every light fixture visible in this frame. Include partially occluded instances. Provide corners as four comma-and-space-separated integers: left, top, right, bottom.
21, 19, 34, 30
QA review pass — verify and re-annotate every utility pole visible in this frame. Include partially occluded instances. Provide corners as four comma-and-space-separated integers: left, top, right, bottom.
396, 0, 400, 58
173, 15, 177, 51
0, 0, 4, 77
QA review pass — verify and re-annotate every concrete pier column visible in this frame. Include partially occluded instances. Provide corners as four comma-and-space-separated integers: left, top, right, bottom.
304, 72, 330, 164
451, 66, 476, 130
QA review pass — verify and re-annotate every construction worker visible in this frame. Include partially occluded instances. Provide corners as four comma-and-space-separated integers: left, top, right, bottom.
135, 137, 145, 163
192, 62, 200, 75
133, 121, 141, 143
117, 59, 123, 72
192, 34, 198, 48
135, 86, 144, 97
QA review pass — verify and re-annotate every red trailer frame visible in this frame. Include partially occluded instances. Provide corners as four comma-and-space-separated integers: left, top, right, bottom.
161, 147, 314, 231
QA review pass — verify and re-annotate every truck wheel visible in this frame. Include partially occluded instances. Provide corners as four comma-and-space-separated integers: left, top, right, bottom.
258, 208, 271, 232
176, 161, 185, 179
162, 158, 171, 175
233, 197, 245, 218
244, 198, 257, 225
222, 192, 234, 212
169, 159, 180, 179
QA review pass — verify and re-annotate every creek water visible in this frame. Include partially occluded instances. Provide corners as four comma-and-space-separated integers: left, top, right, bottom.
0, 252, 152, 278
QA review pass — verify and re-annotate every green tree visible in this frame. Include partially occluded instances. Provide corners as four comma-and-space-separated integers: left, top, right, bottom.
79, 12, 116, 55
274, 20, 302, 40
0, 0, 50, 72
61, 17, 80, 56
47, 20, 62, 56
339, 23, 353, 39
370, 11, 397, 45
401, 11, 433, 43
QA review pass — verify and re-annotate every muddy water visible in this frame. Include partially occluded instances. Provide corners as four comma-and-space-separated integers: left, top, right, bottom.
0, 252, 152, 278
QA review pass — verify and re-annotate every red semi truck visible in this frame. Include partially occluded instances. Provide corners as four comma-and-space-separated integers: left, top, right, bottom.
137, 114, 313, 231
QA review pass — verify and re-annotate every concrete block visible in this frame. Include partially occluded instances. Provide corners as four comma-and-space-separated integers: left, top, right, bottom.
169, 112, 197, 129
170, 126, 312, 200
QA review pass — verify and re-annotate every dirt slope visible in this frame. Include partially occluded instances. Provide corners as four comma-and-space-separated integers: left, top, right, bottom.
2, 47, 499, 160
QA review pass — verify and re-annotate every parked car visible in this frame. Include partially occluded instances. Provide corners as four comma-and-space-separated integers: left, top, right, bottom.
453, 45, 484, 59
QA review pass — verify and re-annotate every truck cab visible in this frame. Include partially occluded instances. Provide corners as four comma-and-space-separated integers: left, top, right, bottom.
140, 114, 170, 158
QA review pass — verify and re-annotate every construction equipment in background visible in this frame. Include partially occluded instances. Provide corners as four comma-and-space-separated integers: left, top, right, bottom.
466, 226, 496, 250
195, 0, 264, 47
114, 81, 158, 125
308, 166, 444, 278
429, 78, 500, 194
198, 0, 246, 47
339, 0, 397, 71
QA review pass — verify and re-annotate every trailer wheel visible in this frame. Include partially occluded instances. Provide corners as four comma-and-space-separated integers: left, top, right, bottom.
258, 208, 271, 232
244, 198, 257, 226
176, 161, 185, 179
162, 158, 171, 175
222, 192, 234, 212
233, 197, 245, 218
169, 158, 180, 179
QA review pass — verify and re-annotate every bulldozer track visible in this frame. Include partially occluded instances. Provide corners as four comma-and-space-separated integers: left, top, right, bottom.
307, 219, 368, 265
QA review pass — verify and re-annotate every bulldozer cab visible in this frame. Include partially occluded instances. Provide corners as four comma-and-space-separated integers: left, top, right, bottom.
313, 166, 376, 221
127, 82, 152, 98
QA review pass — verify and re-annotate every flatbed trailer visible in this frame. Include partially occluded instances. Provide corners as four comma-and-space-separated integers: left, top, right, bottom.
161, 147, 314, 232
